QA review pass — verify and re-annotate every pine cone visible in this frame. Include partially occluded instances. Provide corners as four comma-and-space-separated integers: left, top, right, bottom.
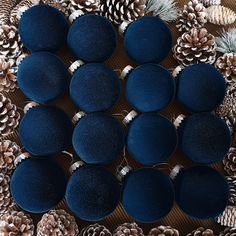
226, 176, 236, 205
219, 227, 236, 236
176, 0, 207, 32
80, 224, 111, 236
223, 147, 236, 176
0, 93, 20, 137
0, 0, 17, 26
198, 0, 221, 7
0, 173, 14, 213
42, 0, 69, 16
148, 225, 179, 236
69, 0, 100, 15
187, 227, 215, 236
37, 209, 79, 236
216, 205, 236, 227
173, 28, 216, 66
113, 222, 144, 236
0, 25, 24, 61
100, 0, 145, 25
0, 211, 34, 235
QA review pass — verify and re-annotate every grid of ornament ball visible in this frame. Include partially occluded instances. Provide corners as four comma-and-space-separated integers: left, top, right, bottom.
113, 222, 144, 236
187, 227, 215, 236
80, 223, 112, 236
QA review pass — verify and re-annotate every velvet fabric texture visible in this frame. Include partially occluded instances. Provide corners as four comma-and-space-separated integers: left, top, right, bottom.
66, 165, 120, 221
122, 168, 174, 223
19, 106, 73, 156
10, 158, 67, 213
124, 16, 172, 64
72, 113, 125, 164
127, 114, 177, 165
17, 52, 70, 103
174, 166, 229, 219
178, 113, 231, 164
67, 14, 117, 62
70, 63, 120, 112
126, 64, 175, 112
19, 5, 68, 52
176, 64, 226, 112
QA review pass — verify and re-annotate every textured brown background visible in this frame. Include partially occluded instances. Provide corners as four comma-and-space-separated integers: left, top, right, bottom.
2, 0, 236, 234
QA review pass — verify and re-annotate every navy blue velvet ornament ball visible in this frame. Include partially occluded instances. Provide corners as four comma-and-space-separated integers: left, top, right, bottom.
19, 105, 73, 156
176, 64, 226, 112
70, 63, 120, 112
17, 52, 70, 103
127, 113, 177, 165
178, 113, 231, 164
125, 64, 175, 112
10, 158, 67, 213
174, 166, 229, 219
72, 113, 125, 164
123, 16, 172, 64
122, 168, 174, 223
66, 165, 120, 221
67, 14, 117, 62
19, 5, 69, 52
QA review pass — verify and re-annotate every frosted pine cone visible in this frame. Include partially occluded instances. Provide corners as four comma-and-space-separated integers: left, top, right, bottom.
37, 209, 79, 236
216, 205, 236, 227
0, 211, 34, 235
226, 176, 236, 205
176, 0, 207, 32
148, 225, 179, 236
187, 227, 215, 236
69, 0, 100, 15
173, 28, 216, 66
0, 0, 17, 26
223, 147, 236, 176
80, 224, 111, 236
219, 227, 236, 236
113, 222, 144, 236
199, 0, 221, 7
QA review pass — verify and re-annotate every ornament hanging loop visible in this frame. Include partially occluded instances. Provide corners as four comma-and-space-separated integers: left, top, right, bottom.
152, 163, 172, 172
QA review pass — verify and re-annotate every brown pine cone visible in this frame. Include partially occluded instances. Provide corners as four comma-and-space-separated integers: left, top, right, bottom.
148, 225, 179, 236
187, 227, 215, 236
176, 0, 207, 32
226, 176, 236, 205
0, 0, 17, 26
113, 222, 144, 236
100, 0, 145, 25
37, 209, 79, 236
198, 0, 221, 7
173, 28, 216, 66
0, 93, 20, 137
219, 227, 236, 236
69, 0, 100, 15
216, 205, 236, 227
0, 211, 34, 235
80, 224, 111, 236
223, 147, 236, 176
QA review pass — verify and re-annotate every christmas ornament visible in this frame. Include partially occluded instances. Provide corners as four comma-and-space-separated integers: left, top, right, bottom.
70, 61, 120, 113
113, 222, 144, 236
125, 112, 177, 165
176, 64, 225, 112
80, 223, 112, 236
176, 0, 207, 32
19, 4, 69, 52
207, 5, 236, 25
10, 157, 67, 213
176, 113, 231, 164
173, 28, 216, 66
226, 176, 236, 204
216, 205, 236, 227
19, 105, 73, 156
37, 209, 79, 236
219, 227, 236, 236
173, 165, 229, 219
121, 167, 174, 223
148, 226, 179, 236
0, 211, 34, 236
100, 0, 145, 25
70, 0, 100, 15
72, 112, 125, 164
17, 52, 70, 103
0, 58, 17, 93
0, 0, 16, 26
187, 227, 214, 236
0, 93, 20, 137
223, 147, 236, 176
66, 164, 120, 221
120, 16, 172, 64
121, 64, 175, 112
199, 0, 221, 7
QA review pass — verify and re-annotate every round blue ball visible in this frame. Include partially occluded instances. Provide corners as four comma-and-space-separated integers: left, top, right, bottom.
66, 165, 120, 221
17, 52, 70, 103
122, 168, 174, 223
124, 16, 172, 64
70, 63, 120, 112
19, 106, 73, 156
10, 158, 67, 213
67, 14, 117, 62
126, 64, 175, 112
176, 64, 226, 112
19, 5, 69, 52
178, 113, 231, 164
174, 166, 229, 219
127, 114, 177, 165
72, 113, 125, 164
